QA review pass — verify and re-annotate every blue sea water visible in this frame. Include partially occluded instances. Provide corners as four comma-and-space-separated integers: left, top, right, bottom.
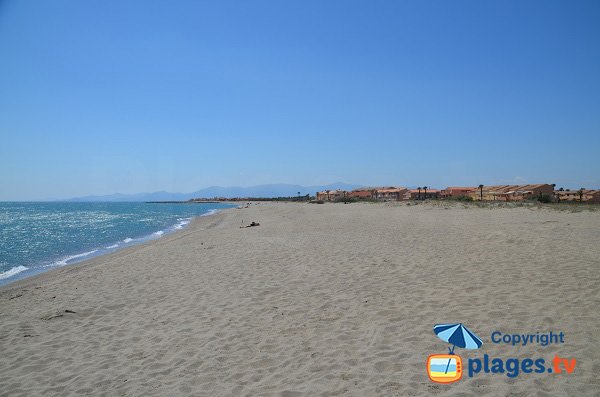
0, 202, 234, 285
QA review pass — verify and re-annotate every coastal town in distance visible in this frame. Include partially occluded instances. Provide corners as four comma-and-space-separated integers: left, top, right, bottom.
188, 184, 600, 204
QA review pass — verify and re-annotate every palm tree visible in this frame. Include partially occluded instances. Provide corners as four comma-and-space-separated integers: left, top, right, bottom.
423, 186, 428, 200
555, 186, 563, 202
478, 184, 484, 201
578, 188, 585, 202
417, 187, 421, 200
326, 190, 331, 201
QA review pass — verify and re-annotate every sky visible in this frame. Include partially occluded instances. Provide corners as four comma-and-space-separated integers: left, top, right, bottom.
1, 0, 599, 200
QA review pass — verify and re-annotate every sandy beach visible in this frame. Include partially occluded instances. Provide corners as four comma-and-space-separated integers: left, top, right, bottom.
1, 201, 599, 396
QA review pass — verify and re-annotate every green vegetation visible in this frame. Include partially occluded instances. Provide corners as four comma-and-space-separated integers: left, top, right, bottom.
447, 195, 473, 202
535, 194, 553, 203
333, 196, 358, 203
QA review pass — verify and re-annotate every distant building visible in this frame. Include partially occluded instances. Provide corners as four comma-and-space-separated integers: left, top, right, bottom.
469, 184, 553, 201
347, 188, 375, 200
313, 183, 567, 203
316, 189, 347, 201
374, 187, 408, 201
440, 187, 477, 199
404, 189, 440, 200
555, 189, 600, 203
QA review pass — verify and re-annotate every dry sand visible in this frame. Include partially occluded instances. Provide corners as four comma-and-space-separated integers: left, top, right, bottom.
1, 202, 599, 396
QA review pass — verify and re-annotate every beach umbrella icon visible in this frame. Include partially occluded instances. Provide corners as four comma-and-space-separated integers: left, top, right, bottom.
433, 323, 482, 375
433, 323, 482, 353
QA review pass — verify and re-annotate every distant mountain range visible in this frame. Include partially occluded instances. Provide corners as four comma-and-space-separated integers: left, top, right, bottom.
63, 183, 363, 202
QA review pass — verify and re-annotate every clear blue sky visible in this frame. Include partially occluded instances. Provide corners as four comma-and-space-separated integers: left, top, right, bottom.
1, 0, 599, 200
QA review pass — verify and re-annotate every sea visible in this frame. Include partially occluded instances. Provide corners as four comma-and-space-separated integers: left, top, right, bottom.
0, 201, 235, 285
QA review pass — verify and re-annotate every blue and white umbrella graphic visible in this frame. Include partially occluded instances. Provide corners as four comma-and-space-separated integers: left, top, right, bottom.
434, 323, 482, 352
433, 323, 483, 374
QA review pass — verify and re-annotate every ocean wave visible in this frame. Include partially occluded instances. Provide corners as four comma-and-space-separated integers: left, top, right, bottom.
123, 238, 133, 243
173, 218, 192, 230
50, 249, 99, 267
153, 230, 164, 236
0, 265, 28, 280
201, 209, 218, 217
105, 244, 119, 249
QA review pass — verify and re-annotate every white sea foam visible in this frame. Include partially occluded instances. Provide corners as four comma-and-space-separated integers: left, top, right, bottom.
123, 238, 133, 243
106, 244, 119, 249
173, 218, 192, 230
153, 230, 164, 236
0, 265, 28, 280
51, 250, 99, 267
201, 209, 218, 217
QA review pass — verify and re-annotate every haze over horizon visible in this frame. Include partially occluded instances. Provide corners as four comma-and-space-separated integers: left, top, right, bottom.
1, 1, 599, 200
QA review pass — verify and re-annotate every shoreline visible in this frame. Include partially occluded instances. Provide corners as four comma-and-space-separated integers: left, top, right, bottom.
0, 206, 235, 291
